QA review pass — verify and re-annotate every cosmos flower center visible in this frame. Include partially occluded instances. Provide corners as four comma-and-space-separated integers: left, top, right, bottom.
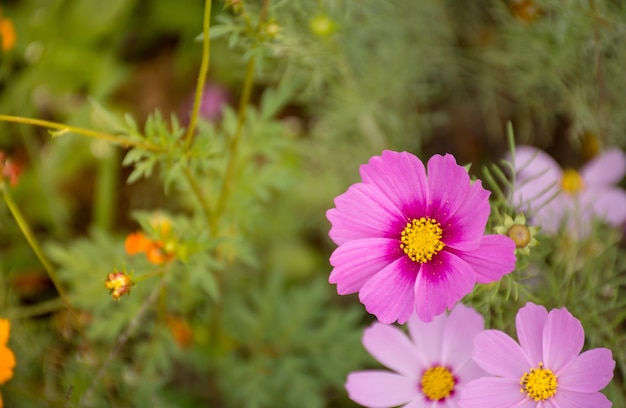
520, 362, 558, 401
400, 217, 445, 263
507, 224, 531, 248
420, 366, 455, 401
561, 169, 584, 195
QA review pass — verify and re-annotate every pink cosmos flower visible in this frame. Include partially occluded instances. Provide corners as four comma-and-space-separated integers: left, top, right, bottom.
346, 304, 487, 407
327, 151, 516, 323
511, 145, 626, 236
459, 302, 615, 408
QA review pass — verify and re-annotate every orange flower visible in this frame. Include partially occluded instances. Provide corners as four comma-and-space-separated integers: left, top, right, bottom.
125, 232, 173, 265
0, 318, 16, 407
0, 11, 16, 52
510, 0, 541, 22
166, 315, 193, 349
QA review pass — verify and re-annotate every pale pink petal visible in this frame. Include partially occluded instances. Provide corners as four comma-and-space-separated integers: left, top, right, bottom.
472, 330, 531, 378
542, 308, 584, 373
427, 154, 473, 224
359, 257, 418, 324
516, 303, 548, 366
454, 358, 487, 389
327, 183, 405, 245
440, 304, 485, 368
458, 377, 530, 408
510, 146, 562, 215
329, 238, 402, 294
414, 251, 475, 322
346, 371, 420, 407
440, 179, 491, 251
558, 348, 615, 392
581, 148, 626, 186
360, 150, 429, 218
583, 188, 626, 226
449, 234, 516, 284
402, 399, 432, 408
551, 389, 612, 408
362, 322, 425, 378
407, 310, 448, 365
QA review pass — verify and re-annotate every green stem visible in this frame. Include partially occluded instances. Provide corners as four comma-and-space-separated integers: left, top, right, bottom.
1, 184, 72, 308
215, 0, 270, 218
214, 57, 255, 218
0, 115, 164, 152
183, 0, 213, 149
183, 166, 217, 235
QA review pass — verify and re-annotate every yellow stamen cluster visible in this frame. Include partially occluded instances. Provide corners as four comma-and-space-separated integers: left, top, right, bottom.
561, 169, 585, 195
520, 362, 558, 401
420, 366, 455, 401
400, 217, 445, 263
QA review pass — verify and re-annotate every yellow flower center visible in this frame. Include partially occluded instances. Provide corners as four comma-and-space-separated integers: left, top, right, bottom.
507, 224, 531, 248
561, 169, 584, 195
520, 363, 558, 401
420, 366, 455, 401
400, 217, 445, 263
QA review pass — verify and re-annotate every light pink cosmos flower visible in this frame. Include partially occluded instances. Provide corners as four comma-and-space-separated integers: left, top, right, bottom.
346, 304, 487, 408
511, 145, 626, 236
327, 151, 516, 323
459, 302, 615, 408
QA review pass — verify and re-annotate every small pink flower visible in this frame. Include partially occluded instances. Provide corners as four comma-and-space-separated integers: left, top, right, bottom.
459, 302, 615, 408
181, 83, 230, 123
511, 145, 626, 236
327, 151, 516, 323
346, 304, 487, 407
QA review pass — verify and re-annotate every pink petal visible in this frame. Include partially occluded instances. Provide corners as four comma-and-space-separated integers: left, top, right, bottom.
407, 309, 448, 364
472, 330, 531, 378
426, 154, 473, 223
458, 377, 531, 408
414, 251, 475, 322
542, 308, 584, 373
359, 256, 418, 324
581, 148, 626, 186
362, 322, 425, 378
439, 179, 491, 251
454, 357, 488, 389
402, 399, 432, 408
329, 238, 402, 295
360, 150, 429, 218
584, 188, 626, 226
552, 389, 612, 408
558, 348, 615, 392
510, 146, 562, 215
440, 304, 485, 368
346, 371, 420, 407
515, 303, 548, 367
327, 183, 405, 245
449, 234, 516, 284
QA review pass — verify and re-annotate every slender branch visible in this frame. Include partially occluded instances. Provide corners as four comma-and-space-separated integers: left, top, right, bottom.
183, 0, 213, 149
1, 184, 71, 308
0, 115, 164, 152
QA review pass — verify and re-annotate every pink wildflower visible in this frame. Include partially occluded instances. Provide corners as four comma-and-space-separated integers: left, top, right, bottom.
511, 145, 626, 236
459, 302, 615, 408
327, 151, 516, 323
346, 304, 486, 407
